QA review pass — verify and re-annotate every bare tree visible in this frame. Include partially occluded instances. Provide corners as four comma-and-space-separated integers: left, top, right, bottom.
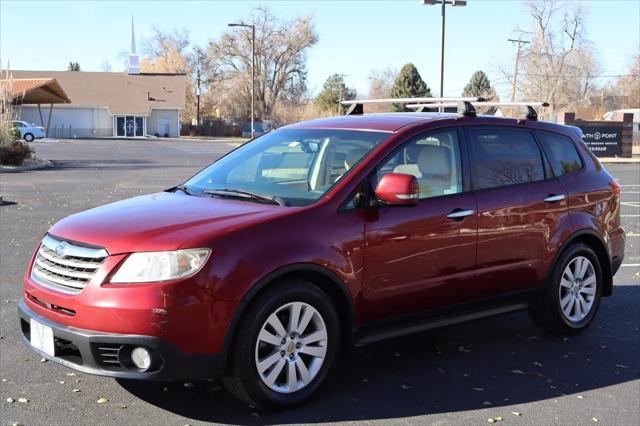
367, 68, 397, 112
512, 0, 600, 119
100, 61, 112, 72
613, 54, 640, 109
205, 6, 318, 120
141, 27, 192, 73
141, 27, 196, 120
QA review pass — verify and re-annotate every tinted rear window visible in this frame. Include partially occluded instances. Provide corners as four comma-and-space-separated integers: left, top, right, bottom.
468, 128, 545, 190
537, 132, 583, 177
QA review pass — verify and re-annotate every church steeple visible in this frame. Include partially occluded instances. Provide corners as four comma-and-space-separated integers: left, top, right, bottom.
128, 15, 140, 75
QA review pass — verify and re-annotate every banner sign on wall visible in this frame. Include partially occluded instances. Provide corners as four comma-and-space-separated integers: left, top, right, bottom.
578, 126, 622, 157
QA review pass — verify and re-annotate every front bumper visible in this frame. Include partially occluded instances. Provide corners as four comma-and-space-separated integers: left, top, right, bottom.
18, 298, 224, 380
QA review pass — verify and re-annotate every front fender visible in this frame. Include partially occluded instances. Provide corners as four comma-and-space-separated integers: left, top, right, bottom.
208, 207, 365, 306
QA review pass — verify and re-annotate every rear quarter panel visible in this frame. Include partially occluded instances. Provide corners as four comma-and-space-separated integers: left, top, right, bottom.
550, 132, 624, 264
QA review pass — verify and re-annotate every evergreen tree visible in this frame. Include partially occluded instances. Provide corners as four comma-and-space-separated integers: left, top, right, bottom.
315, 74, 356, 115
67, 62, 81, 72
389, 63, 431, 112
462, 70, 496, 101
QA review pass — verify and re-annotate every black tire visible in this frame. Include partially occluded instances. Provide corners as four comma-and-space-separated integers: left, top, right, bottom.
222, 279, 340, 409
24, 133, 34, 142
530, 243, 603, 334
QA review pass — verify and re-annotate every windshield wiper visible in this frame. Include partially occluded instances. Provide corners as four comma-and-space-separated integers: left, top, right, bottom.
173, 184, 195, 196
202, 189, 287, 206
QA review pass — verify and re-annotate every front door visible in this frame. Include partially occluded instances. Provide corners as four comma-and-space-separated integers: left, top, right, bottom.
115, 116, 145, 137
362, 127, 478, 321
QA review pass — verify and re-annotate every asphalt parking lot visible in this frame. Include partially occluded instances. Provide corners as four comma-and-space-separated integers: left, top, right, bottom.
1, 138, 638, 426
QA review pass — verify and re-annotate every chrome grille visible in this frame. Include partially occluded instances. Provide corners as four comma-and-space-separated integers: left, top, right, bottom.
32, 234, 108, 293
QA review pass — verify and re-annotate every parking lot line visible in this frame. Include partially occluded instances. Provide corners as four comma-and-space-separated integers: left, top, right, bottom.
621, 264, 640, 267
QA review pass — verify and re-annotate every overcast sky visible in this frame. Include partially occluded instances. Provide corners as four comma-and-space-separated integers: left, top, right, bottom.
1, 0, 638, 98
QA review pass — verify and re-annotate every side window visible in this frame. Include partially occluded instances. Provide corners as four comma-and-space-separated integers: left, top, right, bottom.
468, 128, 545, 190
537, 132, 583, 177
376, 128, 463, 199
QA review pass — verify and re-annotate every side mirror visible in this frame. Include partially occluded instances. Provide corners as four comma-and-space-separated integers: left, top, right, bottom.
374, 173, 419, 206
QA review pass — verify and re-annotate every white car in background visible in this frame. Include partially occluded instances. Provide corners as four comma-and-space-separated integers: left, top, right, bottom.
11, 120, 46, 142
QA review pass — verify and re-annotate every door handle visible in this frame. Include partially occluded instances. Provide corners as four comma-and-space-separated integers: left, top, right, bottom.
446, 209, 475, 219
544, 194, 566, 203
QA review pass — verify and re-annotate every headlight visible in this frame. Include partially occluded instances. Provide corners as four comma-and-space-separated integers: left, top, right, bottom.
110, 249, 211, 283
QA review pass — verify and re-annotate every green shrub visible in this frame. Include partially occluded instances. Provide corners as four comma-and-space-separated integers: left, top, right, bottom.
9, 127, 20, 141
0, 142, 33, 166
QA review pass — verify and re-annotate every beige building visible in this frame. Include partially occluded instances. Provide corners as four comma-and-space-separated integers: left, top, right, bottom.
11, 21, 186, 138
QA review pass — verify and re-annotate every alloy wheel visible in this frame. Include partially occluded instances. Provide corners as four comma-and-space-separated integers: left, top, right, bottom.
559, 256, 597, 322
254, 301, 328, 394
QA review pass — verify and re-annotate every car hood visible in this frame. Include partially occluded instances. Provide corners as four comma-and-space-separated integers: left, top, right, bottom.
48, 192, 286, 254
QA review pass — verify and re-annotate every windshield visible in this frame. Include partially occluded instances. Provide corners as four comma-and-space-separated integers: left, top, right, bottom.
184, 128, 390, 206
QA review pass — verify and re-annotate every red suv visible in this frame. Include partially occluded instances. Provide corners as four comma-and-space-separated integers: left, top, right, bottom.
19, 106, 624, 409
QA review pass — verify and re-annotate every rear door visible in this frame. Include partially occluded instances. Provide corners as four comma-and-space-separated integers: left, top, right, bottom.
465, 126, 570, 297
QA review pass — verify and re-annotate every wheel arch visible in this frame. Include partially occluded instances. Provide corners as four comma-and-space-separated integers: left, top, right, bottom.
551, 229, 613, 296
219, 263, 355, 368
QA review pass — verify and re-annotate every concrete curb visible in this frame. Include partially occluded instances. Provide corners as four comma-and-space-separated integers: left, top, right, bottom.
599, 157, 640, 163
0, 158, 52, 173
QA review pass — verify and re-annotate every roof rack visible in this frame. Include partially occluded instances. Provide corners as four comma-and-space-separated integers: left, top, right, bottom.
341, 97, 484, 117
406, 101, 550, 121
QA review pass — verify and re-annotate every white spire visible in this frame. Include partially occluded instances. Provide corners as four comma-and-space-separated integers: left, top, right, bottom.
128, 14, 140, 75
130, 15, 137, 54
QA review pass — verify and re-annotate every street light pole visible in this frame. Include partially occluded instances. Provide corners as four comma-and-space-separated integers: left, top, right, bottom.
228, 22, 256, 138
421, 0, 467, 98
196, 66, 201, 130
439, 1, 446, 98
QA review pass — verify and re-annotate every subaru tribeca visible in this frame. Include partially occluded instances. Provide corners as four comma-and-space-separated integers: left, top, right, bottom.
19, 105, 624, 409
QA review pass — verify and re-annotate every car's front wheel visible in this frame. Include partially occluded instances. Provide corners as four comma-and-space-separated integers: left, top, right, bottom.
24, 133, 34, 142
222, 280, 340, 409
531, 243, 602, 334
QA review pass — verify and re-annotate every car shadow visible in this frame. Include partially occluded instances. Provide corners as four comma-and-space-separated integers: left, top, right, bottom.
118, 285, 639, 424
49, 159, 189, 171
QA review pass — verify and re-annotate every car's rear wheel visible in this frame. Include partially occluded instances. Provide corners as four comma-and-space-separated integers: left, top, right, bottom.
222, 280, 339, 409
24, 133, 34, 142
531, 243, 602, 334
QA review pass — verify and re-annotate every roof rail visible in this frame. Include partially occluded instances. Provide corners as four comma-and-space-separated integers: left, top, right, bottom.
341, 97, 484, 116
341, 97, 482, 105
410, 101, 478, 117
407, 101, 550, 121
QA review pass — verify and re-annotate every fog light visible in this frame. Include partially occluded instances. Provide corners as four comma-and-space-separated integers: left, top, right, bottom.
131, 347, 151, 370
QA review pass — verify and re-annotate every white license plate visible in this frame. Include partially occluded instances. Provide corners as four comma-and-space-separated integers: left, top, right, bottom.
30, 318, 55, 357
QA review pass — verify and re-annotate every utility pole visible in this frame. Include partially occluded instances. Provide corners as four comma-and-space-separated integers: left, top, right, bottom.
337, 74, 349, 115
508, 37, 530, 103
